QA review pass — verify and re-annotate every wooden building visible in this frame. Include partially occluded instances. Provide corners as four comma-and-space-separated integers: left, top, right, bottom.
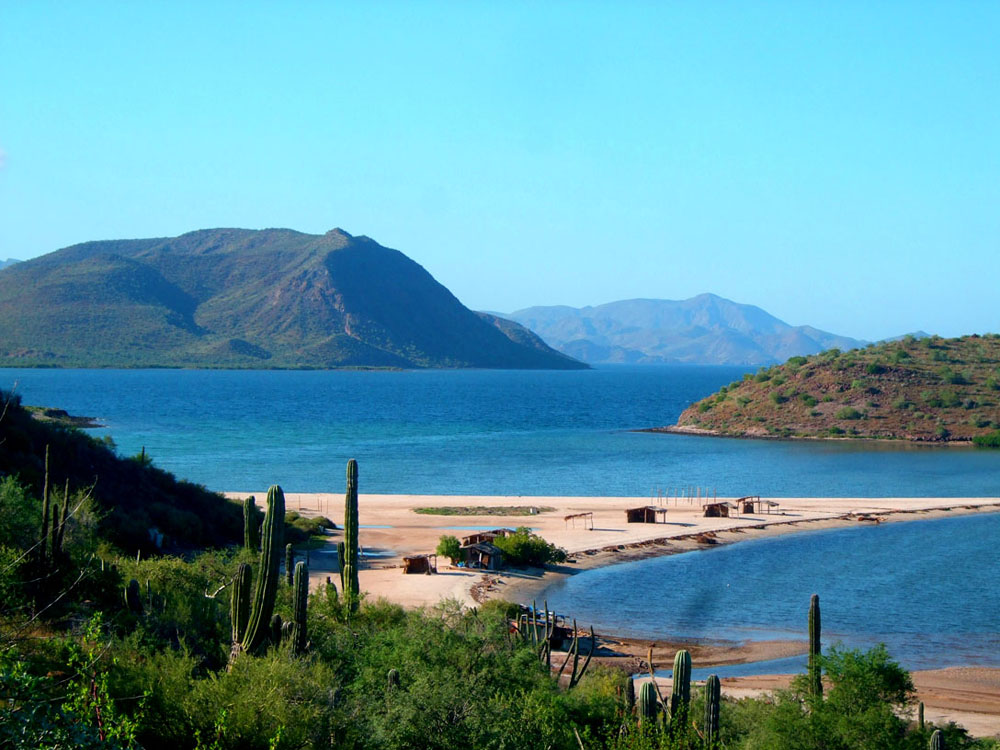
402, 554, 437, 574
702, 502, 734, 518
461, 542, 504, 571
624, 506, 669, 524
460, 528, 515, 547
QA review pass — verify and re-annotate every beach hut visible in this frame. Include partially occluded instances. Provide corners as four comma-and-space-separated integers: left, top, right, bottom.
461, 542, 504, 570
702, 502, 734, 518
460, 528, 515, 547
402, 554, 437, 574
624, 506, 668, 524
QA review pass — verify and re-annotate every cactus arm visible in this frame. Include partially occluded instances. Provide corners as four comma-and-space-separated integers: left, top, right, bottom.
670, 649, 692, 717
240, 484, 285, 655
291, 561, 308, 655
285, 543, 294, 586
39, 445, 51, 563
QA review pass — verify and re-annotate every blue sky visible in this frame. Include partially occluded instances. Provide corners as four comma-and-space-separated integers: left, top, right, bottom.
1, 2, 997, 340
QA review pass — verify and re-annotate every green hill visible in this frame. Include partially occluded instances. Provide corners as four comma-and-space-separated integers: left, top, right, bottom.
0, 228, 585, 369
0, 390, 241, 551
667, 334, 1000, 443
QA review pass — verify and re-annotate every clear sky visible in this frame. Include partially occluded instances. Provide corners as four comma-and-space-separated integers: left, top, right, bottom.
1, 2, 997, 341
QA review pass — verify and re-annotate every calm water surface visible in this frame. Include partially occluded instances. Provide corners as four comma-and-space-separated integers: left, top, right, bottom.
3, 366, 998, 496
541, 512, 1000, 671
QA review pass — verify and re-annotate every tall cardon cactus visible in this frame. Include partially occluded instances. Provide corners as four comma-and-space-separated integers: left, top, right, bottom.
929, 729, 944, 749
638, 681, 659, 725
704, 674, 721, 745
291, 560, 308, 655
809, 593, 822, 698
243, 496, 259, 551
669, 649, 691, 718
231, 484, 285, 659
285, 543, 294, 586
229, 562, 252, 661
342, 459, 360, 611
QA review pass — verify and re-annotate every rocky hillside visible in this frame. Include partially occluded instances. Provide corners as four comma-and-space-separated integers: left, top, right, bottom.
504, 294, 866, 366
664, 334, 1000, 442
0, 228, 585, 369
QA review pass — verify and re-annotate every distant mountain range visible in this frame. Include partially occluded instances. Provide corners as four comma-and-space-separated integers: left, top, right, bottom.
501, 295, 868, 366
0, 228, 585, 370
0, 258, 20, 270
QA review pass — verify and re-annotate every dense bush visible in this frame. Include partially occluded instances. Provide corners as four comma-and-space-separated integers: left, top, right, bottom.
492, 527, 567, 567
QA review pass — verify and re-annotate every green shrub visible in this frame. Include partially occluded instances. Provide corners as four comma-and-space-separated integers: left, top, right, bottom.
787, 356, 808, 368
435, 535, 462, 564
835, 407, 863, 420
698, 401, 712, 413
865, 362, 886, 375
800, 394, 818, 407
973, 431, 1000, 448
770, 392, 788, 405
892, 397, 913, 410
492, 528, 566, 567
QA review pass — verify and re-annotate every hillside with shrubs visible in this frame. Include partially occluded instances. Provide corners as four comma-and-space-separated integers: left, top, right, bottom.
669, 334, 1000, 443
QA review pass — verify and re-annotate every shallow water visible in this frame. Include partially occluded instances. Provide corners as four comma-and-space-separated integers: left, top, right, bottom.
541, 512, 1000, 671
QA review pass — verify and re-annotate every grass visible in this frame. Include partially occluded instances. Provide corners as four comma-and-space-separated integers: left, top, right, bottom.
413, 505, 556, 516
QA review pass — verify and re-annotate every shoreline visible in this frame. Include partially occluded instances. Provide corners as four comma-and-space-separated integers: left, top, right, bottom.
226, 491, 1000, 736
645, 424, 975, 445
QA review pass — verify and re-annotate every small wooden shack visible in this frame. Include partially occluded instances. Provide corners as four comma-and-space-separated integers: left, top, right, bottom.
737, 496, 780, 515
461, 542, 504, 571
460, 528, 515, 547
625, 506, 669, 524
402, 554, 438, 574
702, 502, 734, 518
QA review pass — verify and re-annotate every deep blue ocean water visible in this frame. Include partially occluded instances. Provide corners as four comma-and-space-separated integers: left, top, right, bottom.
3, 366, 999, 497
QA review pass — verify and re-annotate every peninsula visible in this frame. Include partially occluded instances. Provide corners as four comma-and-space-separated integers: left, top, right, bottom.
660, 334, 1000, 443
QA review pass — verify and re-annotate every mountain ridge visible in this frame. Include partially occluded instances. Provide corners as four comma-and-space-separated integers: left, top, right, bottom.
0, 228, 586, 370
502, 294, 868, 366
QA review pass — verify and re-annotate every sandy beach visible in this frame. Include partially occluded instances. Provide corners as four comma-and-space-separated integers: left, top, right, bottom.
226, 491, 1000, 736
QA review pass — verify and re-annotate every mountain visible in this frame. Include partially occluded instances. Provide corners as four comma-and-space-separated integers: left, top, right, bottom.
502, 294, 867, 366
0, 258, 20, 270
663, 334, 1000, 442
0, 228, 585, 369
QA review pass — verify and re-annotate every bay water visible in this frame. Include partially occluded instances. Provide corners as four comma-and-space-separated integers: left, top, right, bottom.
4, 365, 999, 670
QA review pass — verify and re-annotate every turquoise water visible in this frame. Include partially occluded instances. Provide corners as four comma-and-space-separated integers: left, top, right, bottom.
3, 366, 999, 497
541, 512, 1000, 671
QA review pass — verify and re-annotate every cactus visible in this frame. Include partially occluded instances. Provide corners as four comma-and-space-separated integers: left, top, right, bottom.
625, 675, 635, 711
53, 480, 69, 561
270, 614, 283, 646
49, 502, 60, 563
291, 561, 308, 655
809, 593, 822, 697
704, 674, 721, 746
929, 729, 943, 750
342, 459, 360, 611
237, 484, 285, 656
38, 445, 51, 565
243, 496, 259, 551
638, 681, 659, 724
337, 541, 347, 591
918, 701, 925, 730
230, 562, 251, 657
669, 649, 692, 718
387, 668, 400, 690
285, 543, 294, 586
124, 578, 143, 615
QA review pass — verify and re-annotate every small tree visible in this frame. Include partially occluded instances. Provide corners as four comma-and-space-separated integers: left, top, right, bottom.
435, 535, 462, 564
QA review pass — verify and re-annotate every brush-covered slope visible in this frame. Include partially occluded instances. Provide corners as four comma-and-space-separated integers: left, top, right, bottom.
667, 334, 1000, 442
0, 390, 241, 551
0, 228, 585, 369
504, 294, 866, 366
